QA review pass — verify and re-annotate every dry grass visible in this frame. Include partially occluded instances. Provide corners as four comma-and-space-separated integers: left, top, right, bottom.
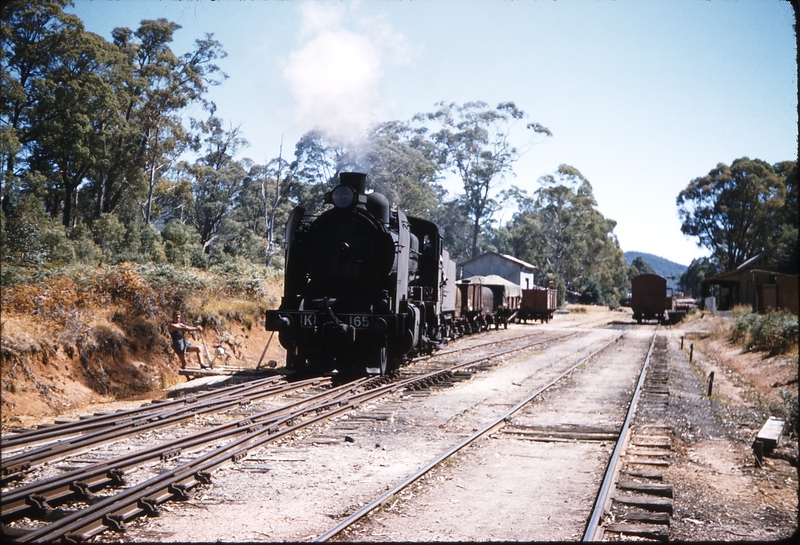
565, 304, 609, 314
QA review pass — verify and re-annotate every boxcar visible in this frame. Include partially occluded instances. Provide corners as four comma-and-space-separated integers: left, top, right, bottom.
455, 281, 494, 333
519, 287, 558, 323
631, 273, 667, 324
457, 275, 522, 331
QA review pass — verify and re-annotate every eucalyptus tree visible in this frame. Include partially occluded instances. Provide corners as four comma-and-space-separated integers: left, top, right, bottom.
235, 146, 299, 266
506, 165, 627, 307
111, 18, 227, 226
414, 101, 551, 258
773, 160, 797, 274
292, 129, 364, 214
186, 116, 248, 255
26, 15, 126, 227
628, 256, 656, 279
1, 0, 125, 227
676, 157, 788, 271
262, 151, 300, 266
679, 257, 718, 298
364, 120, 441, 219
0, 0, 76, 216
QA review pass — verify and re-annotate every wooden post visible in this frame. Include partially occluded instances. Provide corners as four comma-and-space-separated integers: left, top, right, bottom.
255, 331, 275, 369
707, 371, 714, 396
681, 336, 684, 349
690, 344, 693, 362
753, 440, 764, 467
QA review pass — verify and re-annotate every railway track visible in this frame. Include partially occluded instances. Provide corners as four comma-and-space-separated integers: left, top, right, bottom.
314, 328, 635, 541
309, 325, 665, 541
1, 327, 586, 542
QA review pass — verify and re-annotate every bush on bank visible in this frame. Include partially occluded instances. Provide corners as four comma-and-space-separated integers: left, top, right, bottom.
730, 306, 799, 356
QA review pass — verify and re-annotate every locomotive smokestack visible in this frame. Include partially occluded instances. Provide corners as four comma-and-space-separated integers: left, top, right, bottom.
339, 172, 367, 194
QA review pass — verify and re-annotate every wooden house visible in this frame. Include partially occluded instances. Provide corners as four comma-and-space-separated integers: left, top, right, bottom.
701, 253, 798, 313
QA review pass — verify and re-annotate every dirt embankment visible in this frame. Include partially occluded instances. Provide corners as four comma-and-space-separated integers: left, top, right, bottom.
1, 266, 285, 428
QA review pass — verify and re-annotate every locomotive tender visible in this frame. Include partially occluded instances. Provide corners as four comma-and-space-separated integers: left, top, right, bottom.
265, 172, 457, 376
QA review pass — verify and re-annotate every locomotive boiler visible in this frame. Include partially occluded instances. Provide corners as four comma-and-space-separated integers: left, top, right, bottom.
265, 172, 456, 376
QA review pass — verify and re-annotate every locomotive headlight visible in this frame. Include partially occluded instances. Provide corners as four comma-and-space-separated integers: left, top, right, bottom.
331, 185, 356, 209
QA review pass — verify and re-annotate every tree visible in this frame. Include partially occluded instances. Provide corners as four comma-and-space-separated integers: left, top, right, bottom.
365, 120, 442, 219
773, 161, 797, 274
3, 1, 125, 227
676, 157, 788, 271
1, 0, 75, 216
505, 165, 628, 307
234, 144, 298, 267
30, 25, 123, 227
628, 256, 655, 279
679, 257, 718, 298
187, 116, 247, 255
292, 129, 364, 214
112, 19, 226, 225
416, 101, 551, 258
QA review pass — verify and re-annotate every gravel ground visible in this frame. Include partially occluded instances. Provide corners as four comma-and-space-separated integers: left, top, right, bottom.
5, 309, 797, 543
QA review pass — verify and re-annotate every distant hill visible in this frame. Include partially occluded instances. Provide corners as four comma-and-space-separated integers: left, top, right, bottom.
624, 251, 688, 287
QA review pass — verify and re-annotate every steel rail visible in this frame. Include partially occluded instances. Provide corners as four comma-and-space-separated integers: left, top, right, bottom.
1, 377, 325, 480
4, 328, 588, 543
581, 326, 659, 542
313, 329, 630, 542
1, 378, 338, 521
8, 330, 580, 542
1, 375, 283, 450
429, 329, 554, 357
7, 376, 383, 543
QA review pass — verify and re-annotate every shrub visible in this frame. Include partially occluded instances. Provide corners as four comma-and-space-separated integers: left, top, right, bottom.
730, 307, 798, 356
92, 214, 127, 262
730, 306, 759, 344
779, 389, 798, 435
40, 227, 75, 264
748, 311, 798, 355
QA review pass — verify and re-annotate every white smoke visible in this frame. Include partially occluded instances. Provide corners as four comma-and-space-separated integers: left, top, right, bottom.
283, 1, 414, 144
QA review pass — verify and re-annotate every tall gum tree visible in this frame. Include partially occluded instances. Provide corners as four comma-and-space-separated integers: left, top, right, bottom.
676, 157, 788, 271
505, 165, 627, 307
112, 18, 226, 225
1, 0, 125, 227
187, 116, 247, 255
415, 101, 551, 258
365, 120, 441, 219
28, 17, 123, 227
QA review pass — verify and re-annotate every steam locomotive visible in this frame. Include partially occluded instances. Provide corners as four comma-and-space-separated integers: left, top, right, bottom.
265, 172, 457, 375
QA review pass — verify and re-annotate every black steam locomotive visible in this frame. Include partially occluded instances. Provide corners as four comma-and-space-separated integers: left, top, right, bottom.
265, 172, 457, 375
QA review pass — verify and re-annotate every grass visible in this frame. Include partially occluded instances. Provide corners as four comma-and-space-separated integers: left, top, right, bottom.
1, 262, 284, 356
564, 304, 599, 314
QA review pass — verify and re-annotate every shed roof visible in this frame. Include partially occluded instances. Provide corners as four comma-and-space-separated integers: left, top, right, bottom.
460, 274, 523, 298
458, 251, 537, 271
702, 252, 779, 285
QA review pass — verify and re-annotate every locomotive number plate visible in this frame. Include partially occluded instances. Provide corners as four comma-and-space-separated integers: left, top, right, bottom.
299, 312, 316, 327
345, 315, 371, 328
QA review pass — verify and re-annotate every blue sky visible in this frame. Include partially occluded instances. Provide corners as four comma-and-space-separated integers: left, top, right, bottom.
67, 0, 797, 267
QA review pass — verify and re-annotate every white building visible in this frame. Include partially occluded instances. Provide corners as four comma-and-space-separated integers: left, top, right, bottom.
458, 251, 538, 289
